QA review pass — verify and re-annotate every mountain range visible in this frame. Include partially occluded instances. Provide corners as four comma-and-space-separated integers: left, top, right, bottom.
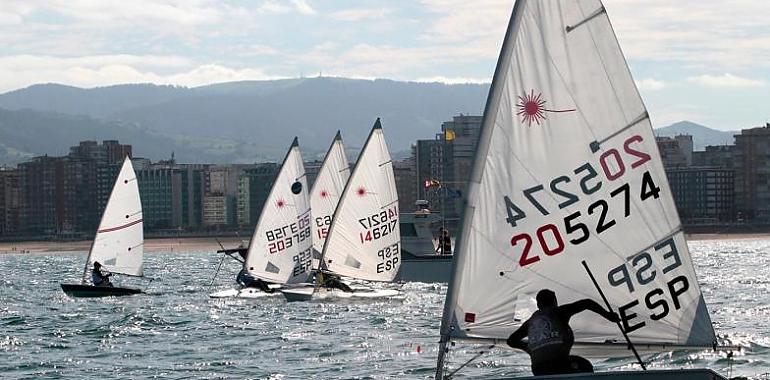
0, 78, 742, 165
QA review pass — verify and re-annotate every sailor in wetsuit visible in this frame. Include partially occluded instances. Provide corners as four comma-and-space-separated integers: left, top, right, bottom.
316, 271, 353, 292
236, 268, 274, 293
92, 261, 113, 287
506, 289, 620, 376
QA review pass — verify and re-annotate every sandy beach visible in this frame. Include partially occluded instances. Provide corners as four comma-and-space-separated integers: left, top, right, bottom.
0, 237, 249, 254
1, 233, 769, 255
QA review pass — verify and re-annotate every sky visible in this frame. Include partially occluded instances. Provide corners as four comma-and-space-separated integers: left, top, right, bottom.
0, 0, 768, 130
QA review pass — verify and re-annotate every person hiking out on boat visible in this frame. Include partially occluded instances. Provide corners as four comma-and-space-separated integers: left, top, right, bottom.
92, 262, 113, 287
506, 289, 620, 376
317, 271, 353, 292
236, 268, 274, 293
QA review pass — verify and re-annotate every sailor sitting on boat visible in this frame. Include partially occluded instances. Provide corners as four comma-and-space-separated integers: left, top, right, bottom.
236, 268, 274, 293
316, 271, 353, 293
92, 262, 113, 287
506, 289, 619, 376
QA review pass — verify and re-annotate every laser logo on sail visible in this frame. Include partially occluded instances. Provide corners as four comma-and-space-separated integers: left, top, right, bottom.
515, 90, 575, 126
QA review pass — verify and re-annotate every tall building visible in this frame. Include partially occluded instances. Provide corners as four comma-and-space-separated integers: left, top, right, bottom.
393, 158, 417, 213
137, 167, 175, 230
202, 165, 247, 227
0, 168, 20, 236
656, 135, 692, 168
734, 125, 770, 221
414, 139, 443, 208
18, 156, 65, 235
237, 163, 280, 227
666, 167, 735, 224
440, 115, 483, 221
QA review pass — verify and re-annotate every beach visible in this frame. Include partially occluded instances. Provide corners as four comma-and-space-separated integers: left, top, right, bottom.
0, 237, 248, 254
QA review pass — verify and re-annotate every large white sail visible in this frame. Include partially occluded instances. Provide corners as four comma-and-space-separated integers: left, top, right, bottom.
322, 119, 400, 282
245, 138, 313, 284
438, 0, 715, 359
310, 131, 351, 267
85, 158, 144, 278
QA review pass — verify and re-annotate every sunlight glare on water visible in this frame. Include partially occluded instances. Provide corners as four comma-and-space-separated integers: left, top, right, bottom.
1, 239, 769, 379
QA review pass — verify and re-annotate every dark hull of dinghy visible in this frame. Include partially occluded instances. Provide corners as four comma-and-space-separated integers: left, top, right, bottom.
502, 369, 726, 380
61, 283, 142, 297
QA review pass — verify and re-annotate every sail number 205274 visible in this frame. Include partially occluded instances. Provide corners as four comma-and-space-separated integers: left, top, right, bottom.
505, 134, 661, 267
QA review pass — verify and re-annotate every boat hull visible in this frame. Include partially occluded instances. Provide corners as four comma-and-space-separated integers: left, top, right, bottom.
504, 369, 726, 380
208, 285, 282, 299
60, 283, 141, 298
398, 253, 452, 283
281, 284, 401, 302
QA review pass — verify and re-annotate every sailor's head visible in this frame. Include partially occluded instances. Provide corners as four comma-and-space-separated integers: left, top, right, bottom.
536, 289, 557, 309
93, 261, 102, 269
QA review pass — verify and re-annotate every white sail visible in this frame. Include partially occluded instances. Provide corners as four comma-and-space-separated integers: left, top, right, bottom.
322, 119, 400, 282
438, 0, 715, 358
310, 131, 351, 267
245, 138, 313, 284
85, 158, 144, 277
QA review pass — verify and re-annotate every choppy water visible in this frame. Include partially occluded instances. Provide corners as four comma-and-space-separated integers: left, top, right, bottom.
1, 239, 769, 379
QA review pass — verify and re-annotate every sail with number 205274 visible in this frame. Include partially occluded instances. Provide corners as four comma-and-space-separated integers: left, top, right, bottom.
436, 0, 726, 378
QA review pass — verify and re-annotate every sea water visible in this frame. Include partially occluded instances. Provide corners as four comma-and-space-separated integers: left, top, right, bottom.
1, 238, 769, 379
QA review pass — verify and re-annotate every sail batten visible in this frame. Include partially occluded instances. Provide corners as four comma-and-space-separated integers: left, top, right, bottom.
437, 0, 715, 369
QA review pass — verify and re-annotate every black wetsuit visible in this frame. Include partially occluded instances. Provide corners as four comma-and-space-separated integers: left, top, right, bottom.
236, 269, 274, 293
507, 299, 611, 375
92, 268, 113, 287
324, 277, 353, 292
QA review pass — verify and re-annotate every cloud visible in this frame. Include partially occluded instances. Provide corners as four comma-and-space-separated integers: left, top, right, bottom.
330, 8, 392, 22
635, 78, 666, 91
687, 73, 765, 88
259, 0, 315, 15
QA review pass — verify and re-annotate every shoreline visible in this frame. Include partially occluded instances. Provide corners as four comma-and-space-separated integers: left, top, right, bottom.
1, 232, 769, 255
0, 237, 248, 254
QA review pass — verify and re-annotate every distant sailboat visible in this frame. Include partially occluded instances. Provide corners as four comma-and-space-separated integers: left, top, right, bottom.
435, 0, 728, 379
282, 119, 401, 301
210, 138, 313, 298
61, 158, 144, 297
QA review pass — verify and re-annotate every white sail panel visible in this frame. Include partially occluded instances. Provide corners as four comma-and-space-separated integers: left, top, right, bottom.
441, 0, 714, 351
322, 119, 400, 282
87, 158, 144, 277
246, 138, 313, 284
310, 132, 350, 266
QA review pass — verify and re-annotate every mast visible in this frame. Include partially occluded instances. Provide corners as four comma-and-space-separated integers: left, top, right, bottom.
434, 0, 525, 377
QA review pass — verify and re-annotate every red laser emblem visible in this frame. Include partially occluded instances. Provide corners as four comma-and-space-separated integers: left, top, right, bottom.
356, 186, 366, 197
516, 90, 576, 126
276, 198, 286, 208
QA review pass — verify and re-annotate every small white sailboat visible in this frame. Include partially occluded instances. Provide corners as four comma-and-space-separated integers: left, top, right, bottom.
61, 157, 144, 297
310, 130, 351, 268
210, 138, 313, 298
435, 1, 729, 379
282, 119, 401, 301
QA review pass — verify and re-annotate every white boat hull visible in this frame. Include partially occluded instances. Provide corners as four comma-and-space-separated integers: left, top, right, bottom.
281, 284, 401, 302
208, 285, 282, 299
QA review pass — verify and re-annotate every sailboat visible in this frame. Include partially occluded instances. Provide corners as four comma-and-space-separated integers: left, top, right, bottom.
209, 137, 313, 298
309, 131, 351, 269
61, 157, 144, 297
282, 119, 401, 301
435, 1, 729, 379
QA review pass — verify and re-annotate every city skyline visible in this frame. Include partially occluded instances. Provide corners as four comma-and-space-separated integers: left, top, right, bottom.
0, 1, 768, 132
